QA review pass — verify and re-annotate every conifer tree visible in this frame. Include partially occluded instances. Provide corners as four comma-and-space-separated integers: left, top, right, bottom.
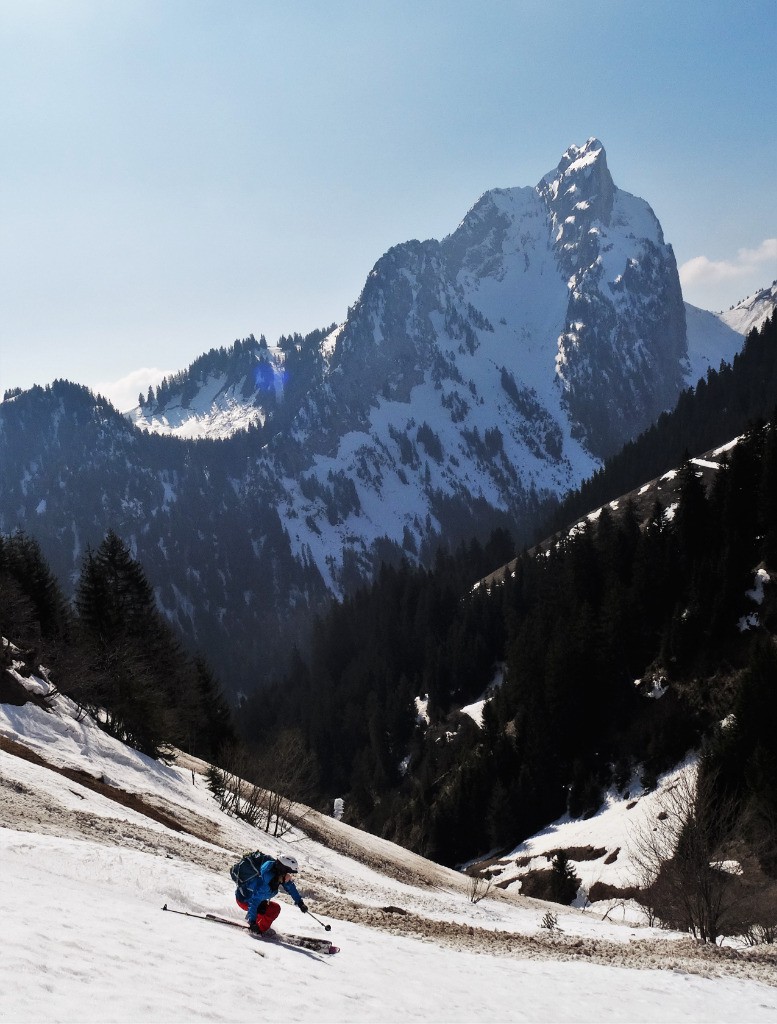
189, 655, 236, 762
758, 419, 777, 568
549, 852, 581, 905
75, 531, 178, 756
0, 532, 71, 671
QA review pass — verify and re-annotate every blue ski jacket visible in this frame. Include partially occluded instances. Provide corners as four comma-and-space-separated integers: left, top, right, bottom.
239, 859, 303, 925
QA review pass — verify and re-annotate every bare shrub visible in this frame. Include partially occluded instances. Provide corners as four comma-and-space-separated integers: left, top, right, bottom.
601, 900, 628, 922
253, 729, 318, 837
466, 873, 492, 904
207, 731, 317, 836
744, 923, 777, 946
206, 742, 264, 826
629, 764, 743, 942
725, 877, 777, 944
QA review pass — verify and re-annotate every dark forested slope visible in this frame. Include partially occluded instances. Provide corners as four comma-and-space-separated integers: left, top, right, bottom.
550, 313, 777, 533
249, 315, 777, 871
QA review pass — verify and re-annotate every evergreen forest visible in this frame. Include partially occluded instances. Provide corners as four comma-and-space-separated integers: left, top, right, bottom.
245, 314, 777, 874
552, 310, 777, 532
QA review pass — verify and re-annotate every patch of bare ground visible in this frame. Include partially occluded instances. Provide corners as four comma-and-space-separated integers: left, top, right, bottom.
542, 846, 608, 862
0, 770, 232, 871
312, 892, 777, 985
0, 671, 50, 710
0, 734, 185, 829
0, 734, 232, 863
292, 803, 471, 895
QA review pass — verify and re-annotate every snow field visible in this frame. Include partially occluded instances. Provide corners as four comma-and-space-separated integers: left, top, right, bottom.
3, 828, 776, 1024
1, 673, 776, 1022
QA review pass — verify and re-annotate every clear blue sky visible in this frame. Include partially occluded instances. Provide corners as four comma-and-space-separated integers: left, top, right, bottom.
2, 0, 776, 409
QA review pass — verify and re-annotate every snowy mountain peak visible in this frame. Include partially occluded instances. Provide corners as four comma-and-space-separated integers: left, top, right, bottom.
553, 136, 608, 179
532, 142, 685, 455
538, 137, 615, 225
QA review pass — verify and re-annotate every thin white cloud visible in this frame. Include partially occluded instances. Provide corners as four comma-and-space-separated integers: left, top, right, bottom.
739, 238, 777, 263
93, 367, 171, 413
680, 238, 777, 289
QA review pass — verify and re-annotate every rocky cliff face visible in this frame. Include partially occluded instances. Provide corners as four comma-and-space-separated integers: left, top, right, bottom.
537, 140, 687, 455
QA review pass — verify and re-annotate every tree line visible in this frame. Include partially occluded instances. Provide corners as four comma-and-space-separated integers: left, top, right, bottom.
0, 529, 234, 761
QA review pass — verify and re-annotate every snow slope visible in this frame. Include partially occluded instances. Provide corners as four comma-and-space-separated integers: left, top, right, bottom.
719, 280, 777, 336
684, 302, 745, 384
684, 280, 777, 386
2, 663, 776, 1023
477, 761, 696, 920
127, 370, 267, 439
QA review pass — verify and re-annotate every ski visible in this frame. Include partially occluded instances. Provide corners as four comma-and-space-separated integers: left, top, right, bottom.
207, 914, 338, 953
203, 912, 339, 953
253, 931, 340, 955
161, 904, 338, 954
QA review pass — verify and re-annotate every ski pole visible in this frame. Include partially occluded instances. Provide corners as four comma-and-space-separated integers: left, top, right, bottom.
307, 909, 331, 931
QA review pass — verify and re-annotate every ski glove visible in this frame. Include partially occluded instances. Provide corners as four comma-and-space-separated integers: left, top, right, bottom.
298, 901, 308, 914
257, 900, 269, 915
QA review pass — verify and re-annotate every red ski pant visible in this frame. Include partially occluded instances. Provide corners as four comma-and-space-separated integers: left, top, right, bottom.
236, 897, 281, 933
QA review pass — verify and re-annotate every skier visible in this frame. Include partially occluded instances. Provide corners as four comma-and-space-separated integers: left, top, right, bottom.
235, 853, 309, 936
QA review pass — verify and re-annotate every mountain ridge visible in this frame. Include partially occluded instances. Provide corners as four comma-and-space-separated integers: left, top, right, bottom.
2, 138, 768, 696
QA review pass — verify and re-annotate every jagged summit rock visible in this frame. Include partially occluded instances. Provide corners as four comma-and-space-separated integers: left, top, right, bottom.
538, 137, 616, 233
317, 137, 685, 462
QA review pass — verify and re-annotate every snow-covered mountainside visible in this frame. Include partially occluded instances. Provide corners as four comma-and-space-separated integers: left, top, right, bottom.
252, 139, 689, 588
235, 142, 681, 562
128, 369, 272, 440
685, 281, 777, 384
137, 139, 687, 462
125, 329, 327, 438
684, 303, 745, 383
2, 660, 775, 1022
0, 139, 711, 693
718, 279, 777, 336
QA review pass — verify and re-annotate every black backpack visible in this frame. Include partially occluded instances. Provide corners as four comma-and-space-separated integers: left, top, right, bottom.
230, 851, 274, 889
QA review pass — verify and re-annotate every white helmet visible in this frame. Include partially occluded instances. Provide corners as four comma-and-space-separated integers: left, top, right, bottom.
277, 854, 299, 874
